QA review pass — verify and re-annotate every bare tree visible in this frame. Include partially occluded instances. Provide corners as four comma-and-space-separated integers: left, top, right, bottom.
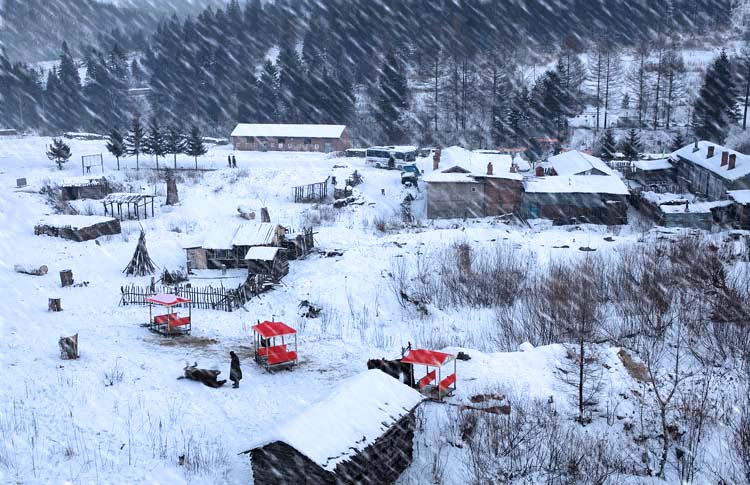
627, 39, 652, 127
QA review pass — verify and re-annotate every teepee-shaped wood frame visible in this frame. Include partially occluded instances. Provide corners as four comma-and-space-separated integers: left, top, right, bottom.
124, 229, 157, 276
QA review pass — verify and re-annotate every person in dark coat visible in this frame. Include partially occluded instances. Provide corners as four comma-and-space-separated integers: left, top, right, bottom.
228, 155, 232, 168
229, 351, 242, 388
232, 155, 237, 168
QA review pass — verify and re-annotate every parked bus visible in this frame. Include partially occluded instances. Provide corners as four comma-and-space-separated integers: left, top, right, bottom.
365, 146, 418, 169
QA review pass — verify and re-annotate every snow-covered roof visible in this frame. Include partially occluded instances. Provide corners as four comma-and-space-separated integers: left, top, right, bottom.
36, 215, 116, 230
232, 223, 280, 247
231, 124, 346, 139
244, 246, 281, 261
632, 159, 673, 171
367, 145, 418, 152
253, 370, 423, 471
523, 175, 629, 195
728, 190, 750, 204
200, 223, 281, 250
60, 175, 105, 187
672, 141, 750, 181
102, 192, 155, 204
547, 150, 615, 176
424, 146, 522, 183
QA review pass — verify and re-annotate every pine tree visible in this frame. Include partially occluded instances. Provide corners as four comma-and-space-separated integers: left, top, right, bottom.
693, 49, 737, 142
669, 132, 686, 152
46, 138, 72, 170
185, 125, 208, 170
144, 116, 166, 169
126, 116, 144, 170
57, 41, 83, 130
130, 58, 144, 85
165, 124, 186, 169
106, 128, 126, 170
620, 129, 642, 160
376, 51, 410, 143
598, 128, 617, 161
257, 60, 279, 123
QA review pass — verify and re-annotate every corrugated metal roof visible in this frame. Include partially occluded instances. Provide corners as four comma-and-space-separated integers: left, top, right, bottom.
231, 124, 346, 139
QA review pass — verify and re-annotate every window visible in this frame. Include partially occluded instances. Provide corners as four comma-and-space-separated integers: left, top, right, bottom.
471, 187, 477, 192
304, 138, 312, 145
277, 138, 286, 144
314, 143, 320, 149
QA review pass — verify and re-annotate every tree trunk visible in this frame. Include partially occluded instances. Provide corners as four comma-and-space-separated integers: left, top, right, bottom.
116, 156, 120, 171
136, 153, 140, 171
658, 405, 669, 476
579, 337, 585, 423
744, 64, 750, 130
603, 58, 611, 129
434, 55, 439, 133
653, 50, 663, 130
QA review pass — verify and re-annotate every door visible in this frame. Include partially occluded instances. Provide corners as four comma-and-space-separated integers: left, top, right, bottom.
259, 140, 268, 152
324, 142, 332, 153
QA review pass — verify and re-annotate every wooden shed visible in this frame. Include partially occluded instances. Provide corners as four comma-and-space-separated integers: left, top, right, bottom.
244, 246, 289, 282
185, 223, 287, 270
60, 176, 110, 201
246, 370, 423, 484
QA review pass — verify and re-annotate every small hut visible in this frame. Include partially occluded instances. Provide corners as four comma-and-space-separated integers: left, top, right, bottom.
247, 370, 423, 484
245, 246, 288, 281
60, 176, 110, 201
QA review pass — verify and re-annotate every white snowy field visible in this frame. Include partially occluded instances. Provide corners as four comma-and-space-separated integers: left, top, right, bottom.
0, 136, 732, 483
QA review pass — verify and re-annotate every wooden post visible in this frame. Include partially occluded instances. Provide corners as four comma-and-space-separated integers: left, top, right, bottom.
49, 298, 62, 312
60, 269, 74, 287
260, 207, 270, 223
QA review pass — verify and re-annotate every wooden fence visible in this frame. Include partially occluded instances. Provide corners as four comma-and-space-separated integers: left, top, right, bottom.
120, 274, 273, 312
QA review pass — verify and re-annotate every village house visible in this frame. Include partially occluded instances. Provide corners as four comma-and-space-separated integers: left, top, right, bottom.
59, 175, 110, 201
522, 151, 629, 225
631, 159, 676, 191
671, 141, 750, 200
424, 147, 524, 219
230, 123, 351, 152
183, 222, 286, 270
246, 370, 423, 484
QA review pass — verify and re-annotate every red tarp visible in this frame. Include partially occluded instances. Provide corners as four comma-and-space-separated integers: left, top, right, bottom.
252, 321, 297, 338
402, 349, 455, 367
146, 293, 192, 306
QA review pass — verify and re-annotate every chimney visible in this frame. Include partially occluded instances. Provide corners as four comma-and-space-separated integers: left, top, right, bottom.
510, 164, 518, 173
535, 165, 545, 177
729, 153, 737, 170
692, 140, 699, 153
721, 151, 729, 166
486, 162, 493, 175
432, 144, 442, 171
707, 146, 715, 158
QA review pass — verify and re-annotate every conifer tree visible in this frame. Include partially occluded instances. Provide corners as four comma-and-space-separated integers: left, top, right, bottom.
126, 116, 145, 170
185, 125, 208, 170
620, 128, 642, 160
144, 116, 166, 169
46, 138, 72, 170
106, 128, 126, 170
693, 49, 737, 142
669, 132, 686, 152
598, 128, 617, 161
165, 124, 186, 169
376, 51, 410, 143
57, 41, 82, 130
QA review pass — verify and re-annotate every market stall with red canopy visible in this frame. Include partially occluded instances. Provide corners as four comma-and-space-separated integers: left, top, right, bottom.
145, 293, 192, 336
401, 349, 456, 400
252, 320, 298, 370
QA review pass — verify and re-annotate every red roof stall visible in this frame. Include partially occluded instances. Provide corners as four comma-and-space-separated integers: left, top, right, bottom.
145, 293, 192, 336
252, 320, 298, 370
401, 349, 456, 400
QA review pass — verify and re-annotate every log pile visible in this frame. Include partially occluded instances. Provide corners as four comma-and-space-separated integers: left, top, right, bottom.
14, 264, 48, 276
123, 230, 157, 276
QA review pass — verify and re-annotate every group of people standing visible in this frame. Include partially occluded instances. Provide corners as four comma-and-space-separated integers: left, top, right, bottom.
227, 154, 238, 168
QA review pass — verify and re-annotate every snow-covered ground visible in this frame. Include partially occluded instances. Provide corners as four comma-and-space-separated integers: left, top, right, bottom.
0, 136, 733, 483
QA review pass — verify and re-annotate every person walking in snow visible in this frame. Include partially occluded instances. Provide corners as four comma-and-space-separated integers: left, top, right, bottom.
232, 155, 237, 168
228, 155, 232, 168
229, 351, 242, 388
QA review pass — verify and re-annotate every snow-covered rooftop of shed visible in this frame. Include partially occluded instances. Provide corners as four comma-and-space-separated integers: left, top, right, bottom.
632, 159, 673, 171
231, 124, 346, 139
200, 223, 280, 249
671, 141, 750, 181
60, 175, 105, 187
36, 215, 116, 229
423, 146, 522, 182
244, 246, 280, 261
728, 190, 750, 204
547, 150, 615, 176
523, 175, 629, 195
252, 370, 423, 471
